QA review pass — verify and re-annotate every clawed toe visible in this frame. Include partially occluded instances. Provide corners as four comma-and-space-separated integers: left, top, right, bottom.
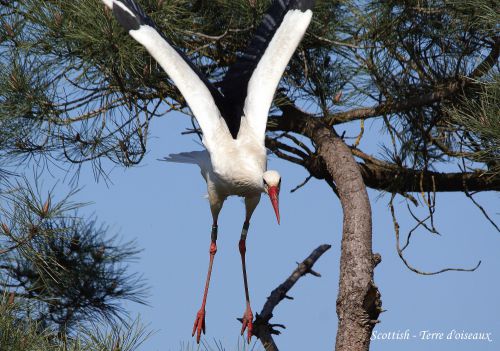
240, 307, 254, 343
192, 308, 206, 344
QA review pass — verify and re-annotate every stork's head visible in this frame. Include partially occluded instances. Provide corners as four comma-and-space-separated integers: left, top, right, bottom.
263, 170, 281, 224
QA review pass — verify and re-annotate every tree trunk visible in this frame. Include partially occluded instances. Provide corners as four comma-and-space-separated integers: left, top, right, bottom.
310, 121, 382, 351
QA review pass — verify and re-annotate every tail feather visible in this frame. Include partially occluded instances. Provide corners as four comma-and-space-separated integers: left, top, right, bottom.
161, 150, 209, 166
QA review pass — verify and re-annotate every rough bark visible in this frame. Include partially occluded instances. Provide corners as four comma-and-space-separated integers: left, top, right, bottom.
309, 120, 381, 351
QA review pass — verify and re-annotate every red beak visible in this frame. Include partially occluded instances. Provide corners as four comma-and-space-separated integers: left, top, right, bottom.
268, 186, 280, 224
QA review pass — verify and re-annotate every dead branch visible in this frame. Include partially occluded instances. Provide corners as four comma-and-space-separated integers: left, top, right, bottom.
464, 189, 500, 232
389, 194, 481, 275
253, 244, 331, 351
290, 175, 312, 193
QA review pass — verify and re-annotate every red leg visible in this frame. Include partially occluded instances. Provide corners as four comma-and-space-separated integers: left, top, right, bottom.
239, 221, 253, 343
192, 224, 218, 344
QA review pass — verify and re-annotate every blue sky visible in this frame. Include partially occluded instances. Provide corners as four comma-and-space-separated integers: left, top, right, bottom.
40, 110, 499, 351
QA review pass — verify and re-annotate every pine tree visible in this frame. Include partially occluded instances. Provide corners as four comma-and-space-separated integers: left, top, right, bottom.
1, 0, 498, 350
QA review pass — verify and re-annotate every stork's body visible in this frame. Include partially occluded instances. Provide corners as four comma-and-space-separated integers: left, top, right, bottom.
101, 0, 314, 343
169, 136, 267, 199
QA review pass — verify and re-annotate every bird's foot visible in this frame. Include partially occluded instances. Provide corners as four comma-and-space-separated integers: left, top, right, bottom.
240, 306, 254, 344
192, 308, 206, 344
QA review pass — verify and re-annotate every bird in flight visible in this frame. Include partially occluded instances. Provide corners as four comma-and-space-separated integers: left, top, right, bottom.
101, 0, 314, 343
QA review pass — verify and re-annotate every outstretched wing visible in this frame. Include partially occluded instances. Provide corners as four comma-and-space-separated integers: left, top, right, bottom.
101, 0, 231, 151
220, 0, 314, 141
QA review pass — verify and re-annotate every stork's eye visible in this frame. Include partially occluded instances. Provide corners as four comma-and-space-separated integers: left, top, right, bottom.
263, 179, 268, 187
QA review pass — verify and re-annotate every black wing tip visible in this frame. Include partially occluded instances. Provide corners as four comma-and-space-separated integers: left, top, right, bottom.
110, 0, 147, 31
289, 0, 315, 11
289, 0, 316, 12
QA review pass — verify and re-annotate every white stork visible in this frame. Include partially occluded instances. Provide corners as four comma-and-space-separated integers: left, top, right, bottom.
101, 0, 314, 343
